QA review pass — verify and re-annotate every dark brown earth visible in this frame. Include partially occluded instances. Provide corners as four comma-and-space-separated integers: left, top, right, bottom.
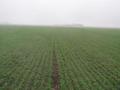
52, 49, 60, 90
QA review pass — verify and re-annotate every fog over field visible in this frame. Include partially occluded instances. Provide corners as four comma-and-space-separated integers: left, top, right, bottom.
0, 0, 120, 27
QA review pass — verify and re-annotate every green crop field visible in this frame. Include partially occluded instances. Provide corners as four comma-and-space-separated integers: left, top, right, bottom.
0, 26, 120, 90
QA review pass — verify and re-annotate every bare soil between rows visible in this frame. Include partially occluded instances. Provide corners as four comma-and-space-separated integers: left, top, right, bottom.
52, 49, 60, 90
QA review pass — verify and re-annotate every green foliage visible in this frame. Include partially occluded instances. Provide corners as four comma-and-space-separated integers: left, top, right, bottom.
0, 26, 120, 90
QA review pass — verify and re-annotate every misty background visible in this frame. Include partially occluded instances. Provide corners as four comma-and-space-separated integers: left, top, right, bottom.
0, 0, 120, 27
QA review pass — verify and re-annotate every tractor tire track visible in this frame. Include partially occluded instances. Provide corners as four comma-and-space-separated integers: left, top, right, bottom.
52, 47, 60, 90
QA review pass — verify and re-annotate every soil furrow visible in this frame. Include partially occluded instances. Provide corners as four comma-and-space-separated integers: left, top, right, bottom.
52, 48, 60, 90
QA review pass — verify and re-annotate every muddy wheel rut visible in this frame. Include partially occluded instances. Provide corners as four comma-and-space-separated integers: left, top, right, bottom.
52, 48, 60, 90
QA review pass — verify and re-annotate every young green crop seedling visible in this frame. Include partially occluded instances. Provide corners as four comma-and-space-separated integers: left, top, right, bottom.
0, 26, 120, 90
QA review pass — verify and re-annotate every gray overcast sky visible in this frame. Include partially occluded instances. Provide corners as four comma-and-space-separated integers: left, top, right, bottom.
0, 0, 120, 27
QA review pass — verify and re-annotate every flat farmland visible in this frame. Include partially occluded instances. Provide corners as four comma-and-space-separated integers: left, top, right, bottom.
0, 26, 120, 90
